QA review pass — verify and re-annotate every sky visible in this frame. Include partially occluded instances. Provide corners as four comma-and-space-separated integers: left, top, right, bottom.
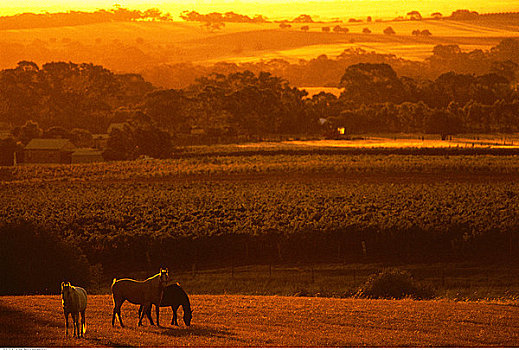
1, 0, 518, 20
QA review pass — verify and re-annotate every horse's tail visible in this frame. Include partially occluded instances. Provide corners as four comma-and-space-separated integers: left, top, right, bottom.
83, 319, 87, 335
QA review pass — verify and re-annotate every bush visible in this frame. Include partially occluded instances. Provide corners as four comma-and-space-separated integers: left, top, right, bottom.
356, 268, 434, 299
0, 221, 91, 295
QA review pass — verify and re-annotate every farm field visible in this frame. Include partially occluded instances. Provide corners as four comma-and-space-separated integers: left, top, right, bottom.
1, 17, 518, 70
3, 150, 519, 278
1, 294, 519, 347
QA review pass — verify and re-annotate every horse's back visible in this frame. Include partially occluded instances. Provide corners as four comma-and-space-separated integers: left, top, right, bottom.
111, 277, 160, 305
161, 284, 188, 307
75, 286, 87, 311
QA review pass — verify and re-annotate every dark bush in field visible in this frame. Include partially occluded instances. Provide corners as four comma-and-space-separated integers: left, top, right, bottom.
356, 268, 435, 299
0, 221, 91, 295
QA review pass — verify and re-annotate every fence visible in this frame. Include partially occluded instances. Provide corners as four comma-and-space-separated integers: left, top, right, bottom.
170, 263, 519, 298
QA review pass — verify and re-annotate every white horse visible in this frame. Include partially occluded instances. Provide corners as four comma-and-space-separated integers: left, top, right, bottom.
111, 268, 169, 327
61, 282, 87, 338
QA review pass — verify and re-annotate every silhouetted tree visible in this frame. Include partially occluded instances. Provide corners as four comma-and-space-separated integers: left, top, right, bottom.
0, 221, 90, 295
407, 11, 422, 20
383, 26, 396, 35
104, 110, 172, 160
450, 9, 479, 19
70, 128, 94, 148
292, 14, 313, 23
424, 109, 462, 139
17, 120, 42, 145
333, 25, 349, 33
43, 126, 71, 139
0, 137, 18, 166
490, 60, 518, 83
339, 63, 405, 104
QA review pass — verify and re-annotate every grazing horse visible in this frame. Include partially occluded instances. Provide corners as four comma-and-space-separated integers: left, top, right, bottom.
61, 282, 87, 338
138, 283, 193, 326
111, 268, 169, 327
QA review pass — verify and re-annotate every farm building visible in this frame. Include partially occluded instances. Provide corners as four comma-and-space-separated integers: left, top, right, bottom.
24, 138, 76, 164
71, 148, 104, 163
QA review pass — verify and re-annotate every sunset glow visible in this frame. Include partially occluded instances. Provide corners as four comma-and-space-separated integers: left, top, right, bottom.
1, 0, 517, 20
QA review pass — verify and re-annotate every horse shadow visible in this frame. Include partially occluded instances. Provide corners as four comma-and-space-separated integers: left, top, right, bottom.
152, 324, 234, 339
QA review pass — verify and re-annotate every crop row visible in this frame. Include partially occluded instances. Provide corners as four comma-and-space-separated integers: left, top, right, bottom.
2, 154, 519, 183
2, 178, 519, 271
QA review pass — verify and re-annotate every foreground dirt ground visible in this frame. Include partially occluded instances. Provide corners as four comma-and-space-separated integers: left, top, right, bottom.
1, 295, 519, 347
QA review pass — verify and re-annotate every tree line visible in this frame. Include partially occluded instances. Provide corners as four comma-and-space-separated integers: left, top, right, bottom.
0, 7, 173, 30
141, 39, 519, 89
1, 56, 518, 162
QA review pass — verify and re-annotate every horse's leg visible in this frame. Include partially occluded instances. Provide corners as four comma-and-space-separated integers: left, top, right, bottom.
138, 303, 150, 326
72, 313, 78, 338
64, 312, 69, 336
111, 306, 116, 327
113, 298, 124, 328
171, 306, 178, 326
112, 297, 118, 327
112, 303, 118, 327
145, 305, 154, 326
156, 304, 161, 327
80, 310, 86, 338
118, 300, 125, 328
75, 313, 80, 338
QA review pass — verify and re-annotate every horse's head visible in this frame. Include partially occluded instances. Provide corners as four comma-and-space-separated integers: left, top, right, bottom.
159, 268, 169, 285
61, 282, 72, 306
183, 307, 192, 327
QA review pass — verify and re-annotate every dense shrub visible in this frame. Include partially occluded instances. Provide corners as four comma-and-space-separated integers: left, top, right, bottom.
356, 268, 435, 300
0, 221, 91, 295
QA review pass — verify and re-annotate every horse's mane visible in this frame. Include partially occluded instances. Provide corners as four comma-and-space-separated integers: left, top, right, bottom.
145, 273, 161, 282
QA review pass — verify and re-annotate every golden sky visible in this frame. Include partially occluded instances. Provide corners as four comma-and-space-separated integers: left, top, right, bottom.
1, 0, 517, 20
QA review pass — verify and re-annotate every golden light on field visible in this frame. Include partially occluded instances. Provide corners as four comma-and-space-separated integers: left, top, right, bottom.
0, 0, 517, 19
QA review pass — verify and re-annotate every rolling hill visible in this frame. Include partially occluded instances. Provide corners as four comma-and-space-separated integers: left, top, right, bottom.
1, 16, 518, 70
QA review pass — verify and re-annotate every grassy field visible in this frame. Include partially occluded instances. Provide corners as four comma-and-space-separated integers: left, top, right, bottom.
1, 294, 519, 347
0, 295, 519, 347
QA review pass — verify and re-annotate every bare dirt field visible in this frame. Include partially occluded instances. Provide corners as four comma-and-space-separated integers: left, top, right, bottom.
1, 295, 519, 347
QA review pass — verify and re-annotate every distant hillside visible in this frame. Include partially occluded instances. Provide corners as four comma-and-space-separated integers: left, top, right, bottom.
0, 15, 517, 87
0, 8, 172, 30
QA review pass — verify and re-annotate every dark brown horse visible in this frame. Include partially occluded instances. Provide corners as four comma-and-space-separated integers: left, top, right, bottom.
138, 283, 192, 326
111, 268, 169, 327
